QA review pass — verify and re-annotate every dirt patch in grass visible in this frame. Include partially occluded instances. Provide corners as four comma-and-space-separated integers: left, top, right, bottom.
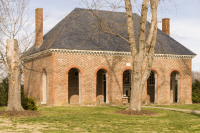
115, 110, 157, 116
0, 110, 41, 117
0, 118, 49, 133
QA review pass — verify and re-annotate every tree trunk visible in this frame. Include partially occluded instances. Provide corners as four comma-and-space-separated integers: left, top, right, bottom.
5, 39, 24, 111
124, 0, 159, 111
129, 55, 144, 111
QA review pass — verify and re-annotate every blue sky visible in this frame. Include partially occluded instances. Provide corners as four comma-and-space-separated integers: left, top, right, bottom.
28, 0, 200, 71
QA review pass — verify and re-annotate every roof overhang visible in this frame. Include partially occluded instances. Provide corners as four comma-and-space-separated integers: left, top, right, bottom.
21, 49, 196, 62
21, 49, 52, 62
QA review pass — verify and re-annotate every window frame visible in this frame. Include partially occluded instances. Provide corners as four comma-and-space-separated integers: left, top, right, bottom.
123, 70, 131, 98
149, 71, 155, 86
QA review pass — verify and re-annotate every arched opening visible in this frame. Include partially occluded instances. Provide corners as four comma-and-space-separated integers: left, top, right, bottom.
96, 69, 108, 103
123, 70, 131, 103
170, 71, 180, 103
41, 69, 47, 104
68, 68, 81, 104
147, 70, 157, 103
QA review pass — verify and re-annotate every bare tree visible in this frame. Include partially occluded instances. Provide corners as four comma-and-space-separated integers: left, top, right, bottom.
82, 0, 160, 111
192, 71, 200, 83
0, 0, 33, 111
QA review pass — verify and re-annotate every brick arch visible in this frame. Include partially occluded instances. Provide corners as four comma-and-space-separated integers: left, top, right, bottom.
66, 65, 83, 104
121, 67, 132, 77
66, 65, 83, 75
169, 69, 182, 102
94, 66, 110, 102
169, 69, 182, 77
151, 68, 159, 77
42, 67, 47, 72
94, 66, 110, 75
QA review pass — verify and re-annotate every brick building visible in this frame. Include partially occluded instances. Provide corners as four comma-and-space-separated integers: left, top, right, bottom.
22, 8, 196, 106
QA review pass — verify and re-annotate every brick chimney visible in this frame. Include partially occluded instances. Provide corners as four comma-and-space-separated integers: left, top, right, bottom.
162, 18, 170, 36
35, 8, 43, 47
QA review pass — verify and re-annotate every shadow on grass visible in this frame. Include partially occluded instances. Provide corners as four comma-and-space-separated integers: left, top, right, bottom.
190, 112, 200, 117
109, 106, 126, 110
174, 110, 200, 118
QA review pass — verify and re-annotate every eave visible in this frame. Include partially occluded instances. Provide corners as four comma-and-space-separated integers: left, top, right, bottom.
21, 49, 196, 62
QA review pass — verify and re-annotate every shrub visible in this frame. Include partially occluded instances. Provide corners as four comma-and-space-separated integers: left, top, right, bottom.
0, 77, 38, 110
21, 97, 38, 111
27, 98, 38, 110
0, 77, 8, 106
21, 86, 38, 110
192, 79, 200, 103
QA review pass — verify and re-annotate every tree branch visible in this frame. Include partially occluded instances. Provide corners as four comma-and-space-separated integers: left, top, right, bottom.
138, 0, 149, 59
141, 0, 159, 87
124, 0, 137, 56
0, 50, 9, 74
89, 9, 131, 44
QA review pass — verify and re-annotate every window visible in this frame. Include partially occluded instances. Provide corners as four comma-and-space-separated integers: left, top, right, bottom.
149, 71, 155, 85
123, 70, 131, 85
123, 70, 131, 97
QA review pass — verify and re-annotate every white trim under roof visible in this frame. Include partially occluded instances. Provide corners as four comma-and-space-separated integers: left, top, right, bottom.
21, 49, 196, 61
21, 49, 52, 61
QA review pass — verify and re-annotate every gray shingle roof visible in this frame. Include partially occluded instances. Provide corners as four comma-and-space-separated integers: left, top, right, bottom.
24, 8, 196, 56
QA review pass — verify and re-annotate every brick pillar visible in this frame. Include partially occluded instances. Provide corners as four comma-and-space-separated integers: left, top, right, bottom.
35, 8, 43, 47
162, 18, 170, 36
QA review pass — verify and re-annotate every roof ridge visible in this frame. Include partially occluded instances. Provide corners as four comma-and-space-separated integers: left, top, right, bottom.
73, 7, 138, 15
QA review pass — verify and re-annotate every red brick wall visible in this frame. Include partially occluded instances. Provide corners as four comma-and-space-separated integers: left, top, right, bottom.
23, 52, 192, 105
153, 58, 192, 104
23, 55, 53, 105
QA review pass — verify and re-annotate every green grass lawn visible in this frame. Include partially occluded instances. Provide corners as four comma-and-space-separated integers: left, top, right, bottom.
148, 104, 200, 110
1, 105, 200, 132
0, 107, 6, 111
